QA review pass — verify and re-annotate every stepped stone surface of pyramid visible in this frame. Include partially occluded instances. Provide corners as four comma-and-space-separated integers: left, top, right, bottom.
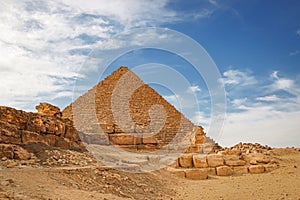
62, 67, 206, 151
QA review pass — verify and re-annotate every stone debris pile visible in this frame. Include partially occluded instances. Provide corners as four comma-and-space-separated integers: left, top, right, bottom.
167, 142, 279, 180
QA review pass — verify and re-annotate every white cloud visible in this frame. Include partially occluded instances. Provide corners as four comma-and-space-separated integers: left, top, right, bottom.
187, 85, 201, 93
191, 111, 211, 127
271, 70, 279, 79
256, 95, 280, 102
60, 0, 177, 27
208, 0, 218, 6
219, 105, 300, 147
270, 71, 293, 90
222, 69, 257, 86
217, 70, 300, 147
297, 29, 300, 36
163, 94, 182, 109
0, 0, 180, 111
231, 98, 247, 107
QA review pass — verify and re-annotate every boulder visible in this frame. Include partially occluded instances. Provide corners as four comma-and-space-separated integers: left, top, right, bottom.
13, 146, 32, 160
0, 144, 14, 159
207, 154, 224, 167
216, 166, 233, 176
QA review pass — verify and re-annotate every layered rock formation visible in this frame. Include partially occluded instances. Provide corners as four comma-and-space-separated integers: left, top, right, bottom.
0, 103, 83, 161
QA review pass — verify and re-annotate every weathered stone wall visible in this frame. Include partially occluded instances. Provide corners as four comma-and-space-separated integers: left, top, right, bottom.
0, 105, 83, 151
62, 67, 202, 151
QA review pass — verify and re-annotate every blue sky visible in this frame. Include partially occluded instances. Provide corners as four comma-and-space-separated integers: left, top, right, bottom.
0, 0, 299, 147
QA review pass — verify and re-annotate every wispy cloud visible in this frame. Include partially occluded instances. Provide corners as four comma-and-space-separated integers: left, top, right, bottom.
187, 85, 201, 93
256, 95, 280, 102
270, 71, 294, 91
231, 98, 247, 107
208, 0, 218, 6
297, 29, 300, 36
222, 69, 257, 86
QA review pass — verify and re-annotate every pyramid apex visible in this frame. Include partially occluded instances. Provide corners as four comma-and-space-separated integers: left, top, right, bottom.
116, 66, 129, 72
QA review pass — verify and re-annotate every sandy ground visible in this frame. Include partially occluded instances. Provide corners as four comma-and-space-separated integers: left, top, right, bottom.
1, 148, 299, 200
174, 148, 300, 200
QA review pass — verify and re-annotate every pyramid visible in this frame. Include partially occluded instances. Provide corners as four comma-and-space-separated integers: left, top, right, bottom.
62, 67, 206, 151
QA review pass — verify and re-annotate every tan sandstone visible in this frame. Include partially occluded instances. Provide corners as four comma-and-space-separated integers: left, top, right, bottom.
207, 154, 224, 167
193, 155, 208, 168
185, 169, 208, 180
179, 155, 193, 168
216, 166, 234, 176
249, 165, 265, 173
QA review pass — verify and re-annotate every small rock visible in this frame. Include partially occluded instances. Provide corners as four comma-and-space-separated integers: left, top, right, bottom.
6, 161, 18, 168
1, 157, 7, 161
1, 179, 13, 186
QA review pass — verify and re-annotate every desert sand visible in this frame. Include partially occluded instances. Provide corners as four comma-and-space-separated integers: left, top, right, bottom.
1, 148, 299, 200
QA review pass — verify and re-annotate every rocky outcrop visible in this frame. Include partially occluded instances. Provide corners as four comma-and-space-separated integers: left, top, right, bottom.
36, 102, 62, 117
0, 105, 83, 153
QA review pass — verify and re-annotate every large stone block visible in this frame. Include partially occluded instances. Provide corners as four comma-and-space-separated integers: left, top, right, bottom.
224, 155, 246, 166
233, 166, 248, 175
185, 145, 202, 153
185, 169, 208, 180
109, 133, 140, 145
179, 154, 193, 168
167, 167, 186, 178
207, 154, 224, 167
142, 135, 158, 144
193, 155, 208, 168
203, 168, 216, 176
216, 166, 233, 176
169, 159, 179, 168
249, 165, 265, 173
80, 133, 109, 145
